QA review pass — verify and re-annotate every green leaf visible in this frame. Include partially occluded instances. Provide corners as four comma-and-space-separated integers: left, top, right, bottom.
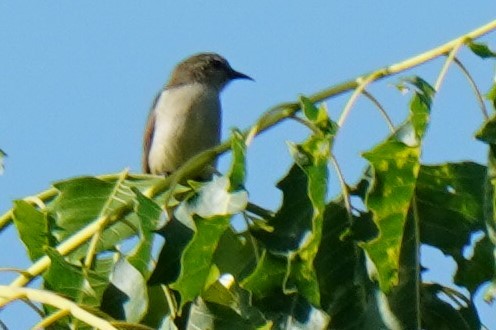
241, 251, 288, 299
467, 40, 496, 59
101, 257, 148, 322
187, 298, 269, 330
127, 189, 162, 277
12, 200, 51, 261
47, 175, 142, 260
416, 163, 486, 253
486, 83, 496, 111
44, 247, 85, 301
454, 235, 495, 293
0, 149, 5, 174
420, 284, 481, 329
202, 279, 268, 327
228, 129, 247, 190
170, 176, 248, 307
44, 248, 113, 308
362, 77, 433, 292
315, 201, 387, 329
214, 229, 257, 280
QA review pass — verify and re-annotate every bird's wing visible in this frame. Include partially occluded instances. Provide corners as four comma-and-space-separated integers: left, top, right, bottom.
142, 92, 161, 173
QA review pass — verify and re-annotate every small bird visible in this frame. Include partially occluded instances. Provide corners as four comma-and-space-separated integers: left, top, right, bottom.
142, 53, 252, 179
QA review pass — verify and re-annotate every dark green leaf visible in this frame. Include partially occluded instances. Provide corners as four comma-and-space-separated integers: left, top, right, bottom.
467, 40, 496, 59
454, 235, 495, 293
315, 201, 385, 329
416, 163, 486, 253
202, 280, 267, 327
12, 200, 51, 261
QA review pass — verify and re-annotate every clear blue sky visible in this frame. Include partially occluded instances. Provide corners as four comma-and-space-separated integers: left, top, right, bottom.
1, 1, 495, 328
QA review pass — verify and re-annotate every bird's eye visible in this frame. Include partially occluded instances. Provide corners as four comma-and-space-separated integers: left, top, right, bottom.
212, 59, 224, 69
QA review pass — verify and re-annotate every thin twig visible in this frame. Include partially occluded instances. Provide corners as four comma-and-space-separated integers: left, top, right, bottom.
33, 309, 70, 329
363, 90, 395, 133
434, 41, 464, 92
330, 155, 353, 224
453, 57, 489, 120
338, 72, 382, 128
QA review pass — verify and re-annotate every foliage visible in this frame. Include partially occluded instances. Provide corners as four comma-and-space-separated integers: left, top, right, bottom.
1, 21, 496, 330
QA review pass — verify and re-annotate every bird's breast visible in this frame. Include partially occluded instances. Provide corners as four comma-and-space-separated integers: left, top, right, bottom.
148, 83, 221, 175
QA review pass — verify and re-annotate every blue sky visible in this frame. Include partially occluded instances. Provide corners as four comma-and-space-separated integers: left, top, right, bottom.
1, 1, 495, 328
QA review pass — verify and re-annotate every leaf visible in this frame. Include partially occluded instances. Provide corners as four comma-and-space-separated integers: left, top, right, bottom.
0, 149, 5, 174
416, 163, 486, 254
315, 201, 386, 329
362, 77, 433, 292
202, 279, 268, 327
187, 298, 269, 330
12, 200, 51, 261
467, 40, 496, 59
420, 283, 481, 329
252, 293, 330, 330
47, 175, 141, 260
127, 189, 162, 277
44, 248, 114, 309
213, 229, 257, 280
454, 235, 495, 293
241, 251, 288, 299
170, 176, 248, 307
486, 83, 496, 111
228, 129, 247, 191
476, 112, 496, 144
101, 257, 148, 322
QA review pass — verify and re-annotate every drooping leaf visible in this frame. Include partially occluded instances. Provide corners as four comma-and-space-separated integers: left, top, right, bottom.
474, 115, 496, 303
228, 129, 247, 191
170, 176, 248, 307
315, 200, 386, 329
101, 257, 148, 322
454, 235, 495, 293
12, 200, 51, 261
0, 149, 5, 174
467, 40, 496, 59
362, 77, 433, 293
127, 189, 162, 277
420, 283, 480, 329
416, 162, 486, 253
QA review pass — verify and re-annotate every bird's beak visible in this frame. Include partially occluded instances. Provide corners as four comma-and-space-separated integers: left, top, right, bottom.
230, 69, 254, 81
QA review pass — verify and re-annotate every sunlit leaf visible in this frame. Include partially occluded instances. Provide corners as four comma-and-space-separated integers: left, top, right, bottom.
362, 77, 433, 292
127, 189, 162, 277
12, 201, 51, 261
170, 176, 248, 307
101, 257, 148, 322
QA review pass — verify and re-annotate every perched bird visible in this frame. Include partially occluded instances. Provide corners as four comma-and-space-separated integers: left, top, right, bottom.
142, 53, 252, 179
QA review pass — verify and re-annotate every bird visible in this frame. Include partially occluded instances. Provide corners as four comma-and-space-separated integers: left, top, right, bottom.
142, 53, 252, 180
